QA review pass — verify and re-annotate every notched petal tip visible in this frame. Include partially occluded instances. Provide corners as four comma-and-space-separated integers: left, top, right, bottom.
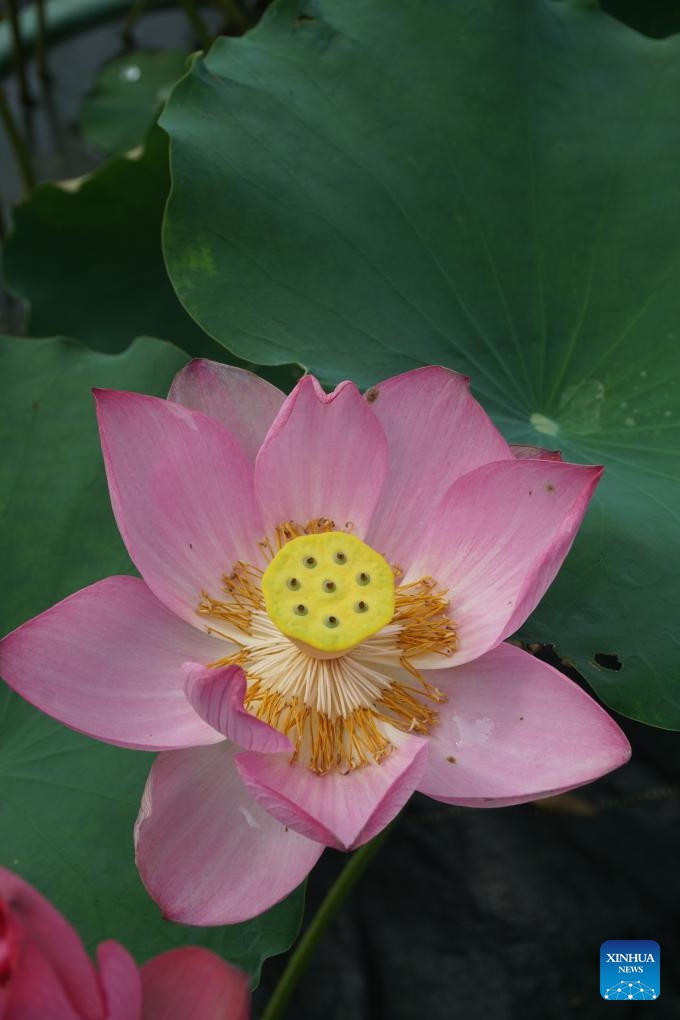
256, 369, 388, 538
296, 373, 358, 405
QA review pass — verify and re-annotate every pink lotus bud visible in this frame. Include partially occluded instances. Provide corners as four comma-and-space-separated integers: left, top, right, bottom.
0, 868, 248, 1019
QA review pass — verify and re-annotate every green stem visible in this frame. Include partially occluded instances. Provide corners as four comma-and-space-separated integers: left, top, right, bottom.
122, 0, 150, 43
35, 0, 49, 78
178, 0, 212, 48
260, 826, 393, 1020
0, 89, 34, 195
213, 0, 249, 33
7, 0, 31, 106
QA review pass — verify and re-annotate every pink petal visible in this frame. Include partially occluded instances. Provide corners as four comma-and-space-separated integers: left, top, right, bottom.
97, 942, 142, 1020
134, 743, 323, 925
168, 360, 285, 463
95, 389, 264, 627
0, 867, 103, 1020
255, 376, 388, 538
235, 732, 428, 850
0, 577, 226, 750
184, 663, 292, 752
418, 642, 630, 806
511, 444, 562, 461
3, 944, 93, 1020
408, 459, 602, 667
366, 367, 513, 566
141, 948, 249, 1020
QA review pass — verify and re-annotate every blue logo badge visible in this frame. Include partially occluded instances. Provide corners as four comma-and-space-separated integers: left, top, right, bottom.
601, 940, 660, 1001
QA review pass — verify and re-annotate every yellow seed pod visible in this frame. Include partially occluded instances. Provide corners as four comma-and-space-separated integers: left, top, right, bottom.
262, 532, 395, 653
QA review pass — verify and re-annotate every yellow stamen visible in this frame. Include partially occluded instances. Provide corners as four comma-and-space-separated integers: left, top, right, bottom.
394, 577, 458, 663
259, 516, 341, 562
197, 561, 264, 636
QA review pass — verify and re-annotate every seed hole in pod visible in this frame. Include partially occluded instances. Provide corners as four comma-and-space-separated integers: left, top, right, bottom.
287, 578, 301, 590
303, 556, 317, 569
355, 600, 369, 613
334, 551, 347, 564
357, 571, 371, 586
324, 615, 339, 628
293, 604, 308, 616
322, 580, 336, 593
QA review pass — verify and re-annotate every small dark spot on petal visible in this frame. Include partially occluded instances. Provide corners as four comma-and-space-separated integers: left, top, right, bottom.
365, 387, 380, 404
528, 489, 533, 496
594, 652, 622, 671
546, 483, 556, 493
189, 543, 193, 549
446, 755, 456, 764
519, 716, 524, 721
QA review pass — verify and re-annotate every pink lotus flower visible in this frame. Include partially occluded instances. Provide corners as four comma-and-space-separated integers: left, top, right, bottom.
0, 866, 248, 1020
0, 364, 630, 925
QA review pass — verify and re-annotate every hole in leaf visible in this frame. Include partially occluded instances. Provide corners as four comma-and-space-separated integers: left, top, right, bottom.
594, 652, 622, 671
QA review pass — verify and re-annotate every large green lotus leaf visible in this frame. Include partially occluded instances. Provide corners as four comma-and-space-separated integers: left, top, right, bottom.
81, 50, 190, 156
0, 335, 305, 977
2, 128, 222, 358
162, 0, 680, 727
